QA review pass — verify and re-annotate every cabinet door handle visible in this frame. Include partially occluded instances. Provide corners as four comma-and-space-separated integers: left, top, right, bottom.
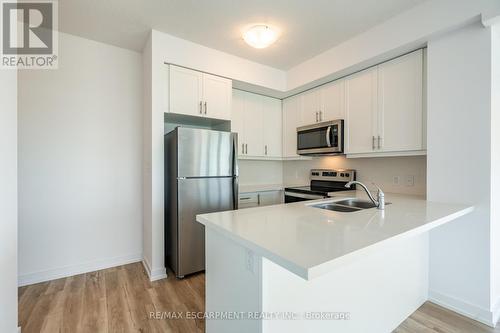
245, 144, 247, 154
372, 136, 376, 150
315, 111, 319, 122
199, 101, 202, 114
257, 193, 261, 205
319, 110, 322, 121
265, 145, 268, 155
377, 136, 381, 149
241, 143, 244, 154
204, 101, 207, 115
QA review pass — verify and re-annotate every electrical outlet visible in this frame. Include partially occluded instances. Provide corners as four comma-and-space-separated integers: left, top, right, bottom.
405, 175, 415, 187
393, 176, 400, 185
245, 249, 255, 274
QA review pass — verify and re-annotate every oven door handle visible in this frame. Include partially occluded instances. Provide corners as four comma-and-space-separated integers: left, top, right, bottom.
326, 126, 332, 147
284, 191, 327, 200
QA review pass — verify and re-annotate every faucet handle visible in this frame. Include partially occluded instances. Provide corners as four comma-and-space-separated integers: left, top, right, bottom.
371, 182, 384, 195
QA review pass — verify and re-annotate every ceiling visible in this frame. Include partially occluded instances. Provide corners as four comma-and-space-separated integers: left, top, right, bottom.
59, 0, 427, 70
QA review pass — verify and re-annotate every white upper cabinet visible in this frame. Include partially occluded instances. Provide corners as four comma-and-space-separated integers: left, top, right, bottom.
262, 96, 282, 158
168, 65, 232, 120
299, 79, 345, 126
282, 94, 302, 158
231, 90, 281, 159
345, 49, 424, 156
169, 66, 203, 117
243, 92, 264, 157
202, 73, 232, 120
377, 49, 423, 152
345, 67, 378, 154
321, 80, 345, 121
300, 88, 321, 125
232, 90, 246, 153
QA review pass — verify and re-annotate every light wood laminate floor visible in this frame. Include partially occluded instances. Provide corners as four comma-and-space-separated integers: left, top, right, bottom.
19, 262, 499, 333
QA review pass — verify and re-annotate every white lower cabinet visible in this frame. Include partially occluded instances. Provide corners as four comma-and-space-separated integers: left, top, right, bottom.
238, 192, 259, 209
238, 191, 283, 209
231, 89, 282, 159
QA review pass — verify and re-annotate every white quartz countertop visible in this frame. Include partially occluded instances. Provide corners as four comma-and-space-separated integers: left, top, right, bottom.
196, 191, 473, 280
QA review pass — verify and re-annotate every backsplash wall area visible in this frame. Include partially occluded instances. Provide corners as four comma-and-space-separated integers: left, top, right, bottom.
239, 160, 284, 185
283, 156, 426, 196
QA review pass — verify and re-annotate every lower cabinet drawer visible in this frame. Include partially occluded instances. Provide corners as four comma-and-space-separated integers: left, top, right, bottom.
239, 193, 259, 209
238, 190, 283, 209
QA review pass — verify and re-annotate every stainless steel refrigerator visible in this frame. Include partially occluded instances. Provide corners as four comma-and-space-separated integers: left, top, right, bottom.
164, 127, 238, 278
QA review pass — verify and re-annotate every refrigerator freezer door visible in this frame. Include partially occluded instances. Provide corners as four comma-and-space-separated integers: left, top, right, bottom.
177, 127, 237, 178
177, 177, 236, 277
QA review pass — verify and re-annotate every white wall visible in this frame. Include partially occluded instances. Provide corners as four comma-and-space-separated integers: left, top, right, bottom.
427, 22, 494, 324
142, 33, 155, 279
283, 156, 426, 195
0, 70, 18, 332
18, 32, 144, 285
152, 30, 286, 92
491, 23, 500, 322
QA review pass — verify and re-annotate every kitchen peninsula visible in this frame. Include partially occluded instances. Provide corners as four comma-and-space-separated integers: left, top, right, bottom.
196, 192, 473, 333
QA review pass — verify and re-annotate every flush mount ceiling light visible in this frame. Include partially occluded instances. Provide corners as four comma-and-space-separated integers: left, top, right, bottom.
243, 24, 279, 49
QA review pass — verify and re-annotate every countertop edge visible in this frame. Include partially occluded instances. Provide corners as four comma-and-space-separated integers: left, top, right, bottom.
307, 205, 475, 279
197, 215, 310, 279
198, 205, 474, 281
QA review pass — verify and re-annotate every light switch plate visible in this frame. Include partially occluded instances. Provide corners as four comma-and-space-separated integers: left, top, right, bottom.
393, 176, 400, 185
405, 175, 415, 187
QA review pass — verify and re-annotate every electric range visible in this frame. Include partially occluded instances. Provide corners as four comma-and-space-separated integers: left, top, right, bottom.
284, 169, 356, 203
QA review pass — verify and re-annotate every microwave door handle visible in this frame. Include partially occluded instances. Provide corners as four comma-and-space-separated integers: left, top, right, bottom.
326, 126, 332, 147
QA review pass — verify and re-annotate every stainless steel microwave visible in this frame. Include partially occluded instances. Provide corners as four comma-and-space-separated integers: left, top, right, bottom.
297, 119, 344, 155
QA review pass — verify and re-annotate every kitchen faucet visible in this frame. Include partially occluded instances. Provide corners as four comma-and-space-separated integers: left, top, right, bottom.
345, 181, 385, 210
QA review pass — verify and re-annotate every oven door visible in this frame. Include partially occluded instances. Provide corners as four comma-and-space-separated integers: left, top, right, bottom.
284, 191, 327, 203
297, 120, 343, 155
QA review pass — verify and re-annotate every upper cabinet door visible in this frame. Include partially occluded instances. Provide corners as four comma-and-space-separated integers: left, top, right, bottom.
243, 92, 264, 157
169, 65, 203, 116
345, 67, 378, 154
231, 90, 246, 156
300, 88, 321, 125
262, 96, 282, 158
320, 80, 345, 121
282, 95, 302, 158
202, 73, 232, 121
378, 50, 423, 152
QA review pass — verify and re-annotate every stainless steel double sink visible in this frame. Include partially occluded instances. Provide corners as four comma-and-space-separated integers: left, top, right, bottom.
311, 198, 391, 212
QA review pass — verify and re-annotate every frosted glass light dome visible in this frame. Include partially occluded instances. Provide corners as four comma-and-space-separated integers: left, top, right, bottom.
243, 25, 279, 49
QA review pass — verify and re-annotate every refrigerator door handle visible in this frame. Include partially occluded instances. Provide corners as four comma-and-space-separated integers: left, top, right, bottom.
232, 134, 239, 210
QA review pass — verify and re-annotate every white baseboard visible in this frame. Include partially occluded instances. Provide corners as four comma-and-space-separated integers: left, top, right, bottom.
142, 258, 167, 281
429, 289, 496, 327
18, 253, 143, 287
